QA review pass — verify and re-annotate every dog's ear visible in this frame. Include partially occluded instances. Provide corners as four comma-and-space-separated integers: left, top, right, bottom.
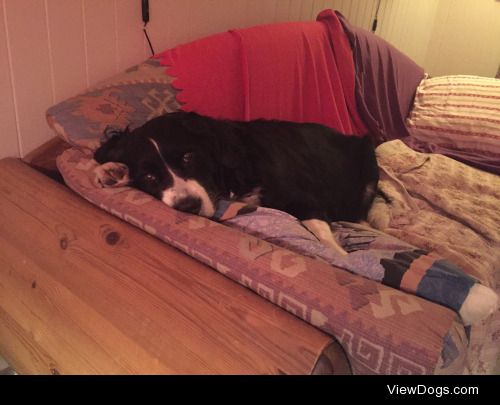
94, 127, 132, 164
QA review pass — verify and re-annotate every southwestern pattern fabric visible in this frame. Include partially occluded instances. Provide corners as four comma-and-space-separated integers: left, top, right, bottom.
57, 147, 467, 375
213, 202, 477, 318
46, 59, 180, 150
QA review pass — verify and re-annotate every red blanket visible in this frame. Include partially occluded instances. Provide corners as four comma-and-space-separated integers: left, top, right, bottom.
155, 9, 366, 136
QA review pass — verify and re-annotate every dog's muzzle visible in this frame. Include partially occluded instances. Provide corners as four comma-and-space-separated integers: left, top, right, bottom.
174, 196, 202, 215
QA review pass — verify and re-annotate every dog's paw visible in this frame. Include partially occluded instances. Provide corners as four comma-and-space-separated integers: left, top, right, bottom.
367, 195, 391, 230
93, 162, 130, 188
459, 283, 499, 326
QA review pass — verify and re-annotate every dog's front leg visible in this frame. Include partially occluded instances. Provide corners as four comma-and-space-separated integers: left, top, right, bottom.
302, 219, 347, 256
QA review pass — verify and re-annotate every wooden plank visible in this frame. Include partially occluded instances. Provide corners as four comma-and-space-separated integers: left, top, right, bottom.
0, 158, 347, 374
0, 235, 170, 374
22, 136, 70, 183
0, 306, 59, 375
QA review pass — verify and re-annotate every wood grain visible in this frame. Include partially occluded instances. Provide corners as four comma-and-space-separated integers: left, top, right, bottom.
0, 158, 350, 374
22, 136, 71, 183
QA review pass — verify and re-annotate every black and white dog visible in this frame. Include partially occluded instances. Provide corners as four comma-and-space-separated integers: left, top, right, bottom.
93, 111, 379, 255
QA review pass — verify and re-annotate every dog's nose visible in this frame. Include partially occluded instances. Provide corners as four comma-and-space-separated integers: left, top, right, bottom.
174, 197, 202, 214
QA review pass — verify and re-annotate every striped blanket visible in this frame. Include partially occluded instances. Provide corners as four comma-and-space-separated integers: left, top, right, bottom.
405, 75, 500, 174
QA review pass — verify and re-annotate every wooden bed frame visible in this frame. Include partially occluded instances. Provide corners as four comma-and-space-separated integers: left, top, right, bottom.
0, 138, 351, 375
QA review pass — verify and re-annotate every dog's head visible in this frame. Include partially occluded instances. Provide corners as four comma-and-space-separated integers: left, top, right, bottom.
93, 111, 242, 217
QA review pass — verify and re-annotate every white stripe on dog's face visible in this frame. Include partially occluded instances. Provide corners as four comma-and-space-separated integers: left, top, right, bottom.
161, 166, 215, 217
149, 138, 215, 217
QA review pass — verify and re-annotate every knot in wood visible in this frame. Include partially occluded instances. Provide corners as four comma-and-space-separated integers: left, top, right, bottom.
59, 236, 68, 250
105, 231, 120, 245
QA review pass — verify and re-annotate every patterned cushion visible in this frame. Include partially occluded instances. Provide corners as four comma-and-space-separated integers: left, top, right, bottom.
405, 75, 500, 173
46, 58, 180, 150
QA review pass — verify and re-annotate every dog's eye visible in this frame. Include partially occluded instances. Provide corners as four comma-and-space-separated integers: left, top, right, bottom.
143, 173, 157, 183
182, 152, 194, 166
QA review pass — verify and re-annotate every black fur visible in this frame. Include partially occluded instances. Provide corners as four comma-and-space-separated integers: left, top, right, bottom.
94, 111, 378, 222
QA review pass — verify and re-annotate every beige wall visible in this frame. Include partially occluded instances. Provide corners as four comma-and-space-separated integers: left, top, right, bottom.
376, 0, 441, 65
1, 0, 498, 159
424, 0, 500, 77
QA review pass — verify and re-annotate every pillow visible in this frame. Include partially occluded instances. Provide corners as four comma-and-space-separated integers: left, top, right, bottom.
46, 58, 180, 150
405, 75, 500, 174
